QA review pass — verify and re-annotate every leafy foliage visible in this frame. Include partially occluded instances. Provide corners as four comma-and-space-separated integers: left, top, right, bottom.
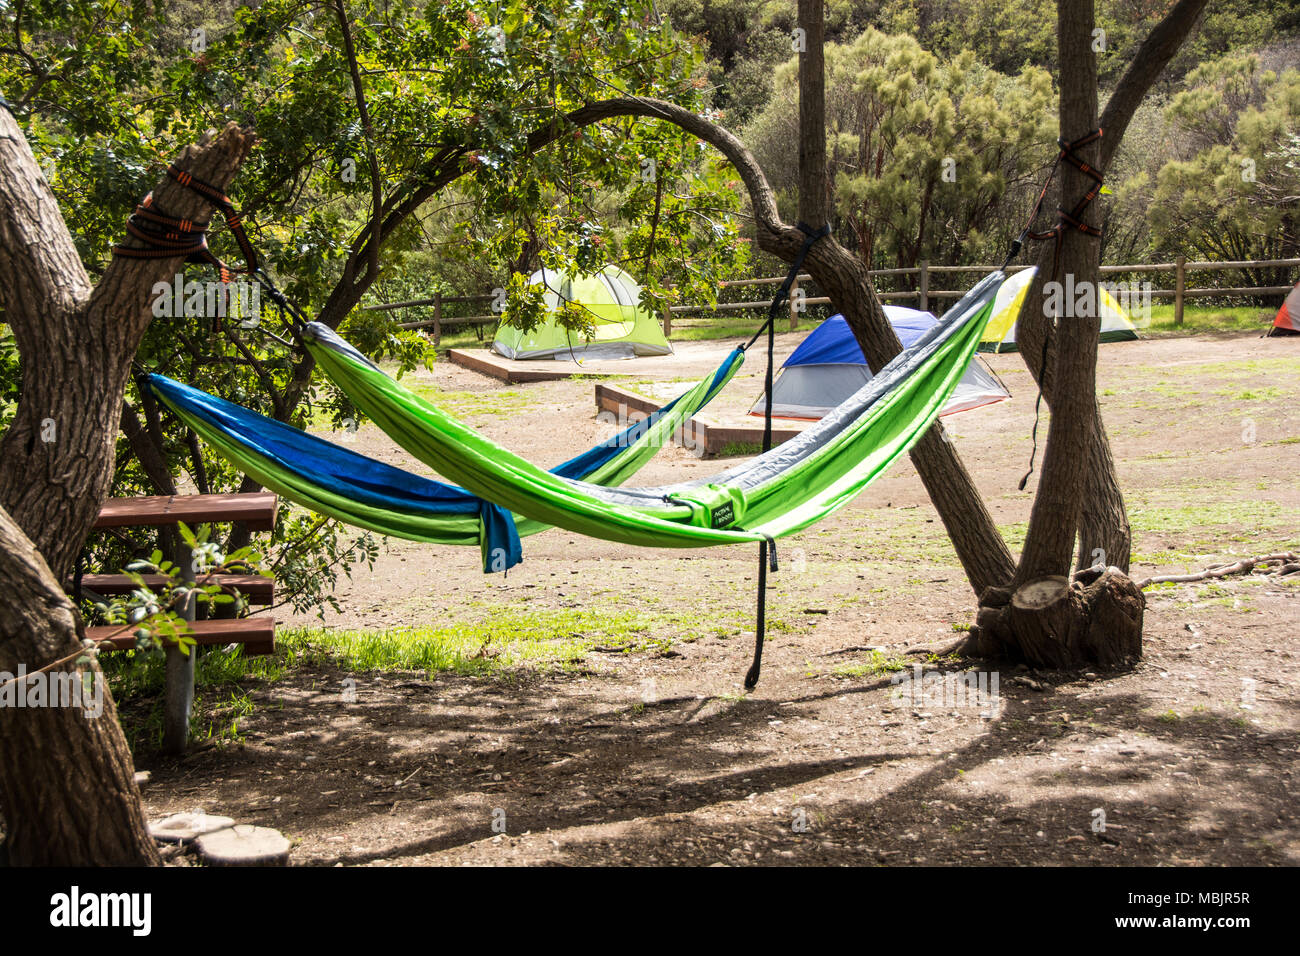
1, 0, 750, 610
1139, 53, 1299, 292
744, 27, 1054, 270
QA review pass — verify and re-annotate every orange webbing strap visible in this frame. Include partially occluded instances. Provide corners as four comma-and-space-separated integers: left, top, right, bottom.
111, 164, 307, 337
1021, 128, 1105, 279
1002, 128, 1105, 276
166, 165, 261, 274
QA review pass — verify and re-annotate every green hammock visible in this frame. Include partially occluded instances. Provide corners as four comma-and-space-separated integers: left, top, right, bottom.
301, 274, 1003, 549
146, 344, 744, 573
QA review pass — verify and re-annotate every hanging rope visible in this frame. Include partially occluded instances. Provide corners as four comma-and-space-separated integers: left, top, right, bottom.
742, 221, 829, 691
113, 164, 308, 338
1003, 129, 1106, 491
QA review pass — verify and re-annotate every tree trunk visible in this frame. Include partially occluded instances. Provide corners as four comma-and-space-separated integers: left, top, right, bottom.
792, 0, 1016, 594
0, 508, 160, 865
970, 565, 1143, 669
0, 107, 254, 864
969, 0, 1220, 667
1008, 0, 1210, 575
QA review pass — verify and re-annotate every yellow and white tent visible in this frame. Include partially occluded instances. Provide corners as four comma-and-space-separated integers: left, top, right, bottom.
980, 267, 1140, 353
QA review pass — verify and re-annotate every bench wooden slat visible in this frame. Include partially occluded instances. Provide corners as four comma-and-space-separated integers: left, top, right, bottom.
73, 573, 274, 604
87, 617, 275, 656
95, 493, 278, 531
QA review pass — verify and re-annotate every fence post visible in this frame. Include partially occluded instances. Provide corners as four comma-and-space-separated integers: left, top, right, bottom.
1174, 256, 1185, 326
662, 292, 672, 337
789, 277, 800, 331
432, 293, 443, 345
918, 261, 930, 313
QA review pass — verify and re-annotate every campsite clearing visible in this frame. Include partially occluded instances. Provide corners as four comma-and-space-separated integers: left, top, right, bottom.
120, 329, 1299, 866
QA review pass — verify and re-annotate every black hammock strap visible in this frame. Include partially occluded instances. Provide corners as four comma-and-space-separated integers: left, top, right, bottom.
1001, 127, 1105, 275
112, 164, 308, 337
742, 221, 829, 691
1002, 128, 1105, 491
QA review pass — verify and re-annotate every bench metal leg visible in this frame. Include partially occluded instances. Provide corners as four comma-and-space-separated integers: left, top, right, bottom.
162, 541, 197, 754
162, 644, 195, 754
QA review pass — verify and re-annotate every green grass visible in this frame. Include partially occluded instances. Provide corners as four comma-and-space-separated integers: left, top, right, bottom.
103, 604, 799, 749
102, 645, 287, 750
1140, 356, 1300, 380
715, 440, 763, 457
404, 379, 536, 418
1212, 386, 1285, 401
667, 311, 830, 342
1128, 498, 1297, 564
830, 649, 910, 679
1142, 304, 1275, 334
425, 301, 1279, 355
274, 608, 674, 676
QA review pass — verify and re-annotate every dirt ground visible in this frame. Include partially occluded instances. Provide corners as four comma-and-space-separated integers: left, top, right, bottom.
139, 329, 1299, 865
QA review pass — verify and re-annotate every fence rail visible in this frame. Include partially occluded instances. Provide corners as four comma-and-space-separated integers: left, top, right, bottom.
362, 292, 497, 343
667, 256, 1299, 330
364, 257, 1298, 342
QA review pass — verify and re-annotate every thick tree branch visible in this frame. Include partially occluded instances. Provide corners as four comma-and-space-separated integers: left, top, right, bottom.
0, 119, 255, 579
1098, 0, 1211, 170
334, 0, 384, 282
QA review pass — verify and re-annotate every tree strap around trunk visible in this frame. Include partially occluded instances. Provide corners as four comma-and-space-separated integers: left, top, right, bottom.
1002, 129, 1105, 492
112, 164, 308, 341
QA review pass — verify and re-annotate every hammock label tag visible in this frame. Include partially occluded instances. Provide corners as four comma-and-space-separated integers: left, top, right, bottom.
710, 501, 735, 529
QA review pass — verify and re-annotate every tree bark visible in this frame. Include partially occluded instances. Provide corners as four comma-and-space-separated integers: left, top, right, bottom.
797, 0, 828, 230
1013, 0, 1103, 586
970, 565, 1143, 669
790, 0, 1015, 594
968, 0, 1215, 667
0, 106, 254, 864
0, 506, 159, 865
1012, 0, 1211, 573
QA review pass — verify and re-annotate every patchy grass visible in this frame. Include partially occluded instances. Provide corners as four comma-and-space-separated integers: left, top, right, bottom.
103, 645, 286, 751
830, 649, 910, 679
715, 440, 764, 457
403, 379, 536, 418
276, 605, 796, 678
1142, 305, 1275, 335
105, 604, 806, 749
1212, 385, 1285, 401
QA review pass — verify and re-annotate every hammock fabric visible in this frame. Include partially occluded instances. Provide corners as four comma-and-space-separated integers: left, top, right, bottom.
145, 346, 743, 573
301, 274, 1003, 550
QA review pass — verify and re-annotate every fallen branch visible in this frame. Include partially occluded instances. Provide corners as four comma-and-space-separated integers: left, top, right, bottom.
1137, 552, 1299, 590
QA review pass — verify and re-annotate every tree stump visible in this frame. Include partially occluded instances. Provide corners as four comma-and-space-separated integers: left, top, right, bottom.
967, 567, 1143, 669
195, 825, 290, 866
149, 812, 235, 844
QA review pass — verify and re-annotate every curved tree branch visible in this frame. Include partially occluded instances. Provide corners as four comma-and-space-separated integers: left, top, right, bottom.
1098, 0, 1211, 170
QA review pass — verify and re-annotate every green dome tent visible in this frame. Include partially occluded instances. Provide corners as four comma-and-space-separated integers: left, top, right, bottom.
491, 265, 672, 360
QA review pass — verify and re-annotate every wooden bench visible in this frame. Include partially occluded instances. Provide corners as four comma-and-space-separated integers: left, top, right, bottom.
86, 618, 275, 656
80, 492, 279, 752
94, 492, 278, 530
76, 572, 275, 605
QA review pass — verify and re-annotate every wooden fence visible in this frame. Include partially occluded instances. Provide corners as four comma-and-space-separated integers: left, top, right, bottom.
364, 256, 1298, 342
363, 292, 498, 344
665, 256, 1300, 332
